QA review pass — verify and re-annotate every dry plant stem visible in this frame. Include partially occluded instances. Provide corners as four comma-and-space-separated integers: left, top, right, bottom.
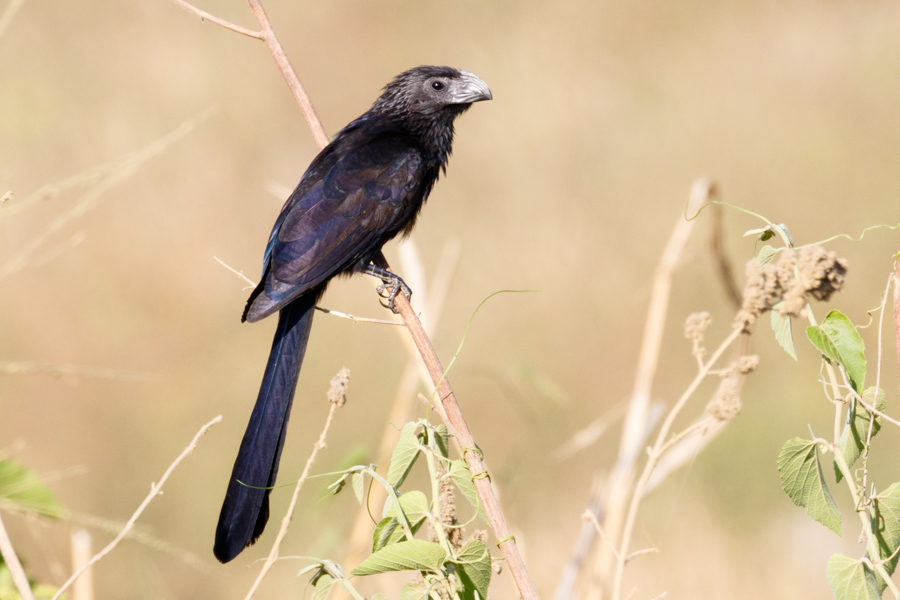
50, 415, 222, 600
0, 511, 36, 600
244, 401, 340, 600
170, 0, 262, 39
70, 530, 93, 600
611, 326, 741, 600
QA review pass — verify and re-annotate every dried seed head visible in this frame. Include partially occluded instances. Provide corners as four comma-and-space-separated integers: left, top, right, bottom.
685, 312, 712, 340
685, 312, 712, 359
738, 355, 760, 374
706, 373, 742, 421
797, 245, 848, 301
438, 465, 462, 550
735, 246, 847, 332
327, 367, 351, 406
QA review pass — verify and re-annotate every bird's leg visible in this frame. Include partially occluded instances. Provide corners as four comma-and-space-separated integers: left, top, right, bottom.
362, 263, 412, 313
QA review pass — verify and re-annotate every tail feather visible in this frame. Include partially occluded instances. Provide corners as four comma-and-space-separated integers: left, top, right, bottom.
214, 292, 319, 563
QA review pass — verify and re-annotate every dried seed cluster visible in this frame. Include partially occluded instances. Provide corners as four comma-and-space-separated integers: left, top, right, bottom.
327, 367, 351, 406
685, 311, 712, 359
736, 246, 847, 333
705, 355, 759, 421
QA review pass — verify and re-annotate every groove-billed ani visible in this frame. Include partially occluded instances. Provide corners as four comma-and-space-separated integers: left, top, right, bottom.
214, 66, 492, 563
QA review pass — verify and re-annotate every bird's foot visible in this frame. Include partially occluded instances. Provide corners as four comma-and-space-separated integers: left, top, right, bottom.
363, 264, 412, 314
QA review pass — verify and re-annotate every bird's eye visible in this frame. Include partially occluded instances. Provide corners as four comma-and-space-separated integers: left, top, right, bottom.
431, 81, 445, 91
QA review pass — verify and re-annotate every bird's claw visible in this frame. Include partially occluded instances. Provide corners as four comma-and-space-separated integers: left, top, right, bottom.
376, 278, 412, 314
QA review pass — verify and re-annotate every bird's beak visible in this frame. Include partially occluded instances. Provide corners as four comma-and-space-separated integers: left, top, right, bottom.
450, 71, 493, 104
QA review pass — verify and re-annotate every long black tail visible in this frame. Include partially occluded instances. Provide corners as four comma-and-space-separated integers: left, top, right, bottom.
214, 293, 318, 563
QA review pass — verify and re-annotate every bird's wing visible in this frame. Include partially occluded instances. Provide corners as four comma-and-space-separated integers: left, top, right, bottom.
245, 134, 424, 321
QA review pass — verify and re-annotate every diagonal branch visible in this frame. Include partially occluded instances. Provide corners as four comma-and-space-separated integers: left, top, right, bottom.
169, 0, 262, 39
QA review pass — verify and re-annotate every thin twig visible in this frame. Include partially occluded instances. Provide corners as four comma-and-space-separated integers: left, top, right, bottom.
582, 510, 620, 561
314, 307, 405, 326
243, 386, 343, 599
856, 394, 900, 428
0, 511, 36, 600
50, 415, 222, 600
213, 255, 256, 288
624, 547, 659, 563
169, 0, 263, 39
214, 256, 404, 325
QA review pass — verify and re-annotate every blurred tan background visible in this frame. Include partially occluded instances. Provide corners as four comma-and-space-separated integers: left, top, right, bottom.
3, 0, 900, 598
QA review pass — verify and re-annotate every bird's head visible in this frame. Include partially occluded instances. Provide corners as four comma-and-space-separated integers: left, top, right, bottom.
373, 66, 492, 117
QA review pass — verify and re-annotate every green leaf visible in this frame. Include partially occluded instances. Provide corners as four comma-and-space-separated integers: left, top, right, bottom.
433, 425, 451, 459
382, 490, 429, 546
453, 539, 491, 600
806, 310, 866, 394
826, 554, 880, 600
770, 302, 797, 360
872, 482, 900, 588
777, 438, 841, 534
449, 460, 487, 524
313, 573, 335, 600
0, 459, 64, 519
351, 472, 364, 505
756, 244, 779, 265
372, 595, 390, 600
385, 490, 429, 522
387, 422, 421, 488
373, 517, 399, 553
400, 583, 429, 600
328, 472, 350, 495
836, 388, 886, 483
350, 540, 446, 576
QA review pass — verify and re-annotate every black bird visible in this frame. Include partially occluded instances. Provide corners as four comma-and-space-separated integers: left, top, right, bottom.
214, 66, 492, 563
